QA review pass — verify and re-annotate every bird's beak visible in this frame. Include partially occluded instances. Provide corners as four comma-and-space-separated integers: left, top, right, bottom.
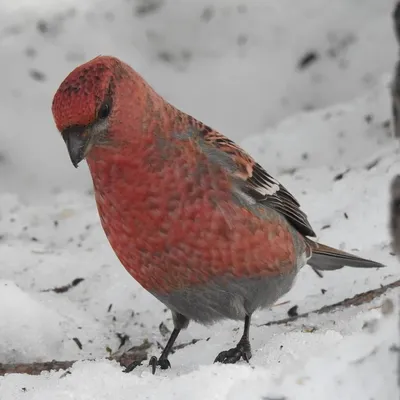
61, 126, 92, 168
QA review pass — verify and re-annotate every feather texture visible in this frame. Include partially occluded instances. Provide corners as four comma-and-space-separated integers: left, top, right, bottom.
195, 124, 316, 237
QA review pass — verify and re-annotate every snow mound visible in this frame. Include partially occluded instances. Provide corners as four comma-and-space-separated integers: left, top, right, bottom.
0, 280, 65, 363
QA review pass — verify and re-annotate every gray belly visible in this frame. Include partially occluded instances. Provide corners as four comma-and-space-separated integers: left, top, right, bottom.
151, 271, 298, 324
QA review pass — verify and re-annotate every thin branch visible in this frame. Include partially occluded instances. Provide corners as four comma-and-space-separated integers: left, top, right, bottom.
259, 278, 400, 327
0, 339, 151, 376
0, 337, 203, 376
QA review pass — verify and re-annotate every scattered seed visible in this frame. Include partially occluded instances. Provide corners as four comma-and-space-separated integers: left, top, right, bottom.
297, 51, 319, 70
72, 337, 83, 350
287, 305, 298, 317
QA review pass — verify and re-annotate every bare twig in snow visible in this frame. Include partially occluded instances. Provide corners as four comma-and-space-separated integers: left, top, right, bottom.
260, 278, 400, 327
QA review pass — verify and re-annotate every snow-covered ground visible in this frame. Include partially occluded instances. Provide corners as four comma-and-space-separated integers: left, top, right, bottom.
0, 0, 399, 399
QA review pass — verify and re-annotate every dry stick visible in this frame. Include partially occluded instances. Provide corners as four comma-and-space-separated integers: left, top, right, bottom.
1, 279, 399, 376
0, 340, 151, 377
0, 338, 200, 376
260, 277, 400, 327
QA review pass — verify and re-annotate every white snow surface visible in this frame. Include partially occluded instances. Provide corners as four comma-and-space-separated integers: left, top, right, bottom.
0, 0, 400, 399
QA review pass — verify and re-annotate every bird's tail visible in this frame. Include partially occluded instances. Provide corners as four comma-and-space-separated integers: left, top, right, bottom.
306, 238, 385, 270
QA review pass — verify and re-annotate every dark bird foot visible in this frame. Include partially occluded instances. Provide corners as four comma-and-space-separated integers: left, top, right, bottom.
214, 342, 252, 364
215, 315, 253, 364
149, 356, 171, 374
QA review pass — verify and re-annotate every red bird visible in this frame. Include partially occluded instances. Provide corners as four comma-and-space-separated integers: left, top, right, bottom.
52, 56, 384, 373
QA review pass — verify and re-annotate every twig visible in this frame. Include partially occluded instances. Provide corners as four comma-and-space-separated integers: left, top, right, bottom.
259, 278, 400, 327
0, 336, 204, 376
1, 279, 399, 376
0, 339, 151, 376
0, 360, 76, 376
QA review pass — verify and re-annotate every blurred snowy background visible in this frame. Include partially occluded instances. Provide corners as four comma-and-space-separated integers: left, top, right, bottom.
0, 0, 399, 399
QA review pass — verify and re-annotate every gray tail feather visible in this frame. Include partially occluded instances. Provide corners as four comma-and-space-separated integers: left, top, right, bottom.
306, 239, 385, 271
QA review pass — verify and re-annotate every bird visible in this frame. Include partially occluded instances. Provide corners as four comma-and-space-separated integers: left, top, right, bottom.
51, 55, 385, 373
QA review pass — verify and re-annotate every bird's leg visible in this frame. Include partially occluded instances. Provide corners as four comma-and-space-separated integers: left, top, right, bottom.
148, 312, 189, 374
124, 331, 180, 374
149, 328, 180, 373
214, 314, 252, 364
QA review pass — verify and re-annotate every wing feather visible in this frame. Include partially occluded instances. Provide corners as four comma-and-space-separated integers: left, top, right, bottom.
194, 123, 316, 237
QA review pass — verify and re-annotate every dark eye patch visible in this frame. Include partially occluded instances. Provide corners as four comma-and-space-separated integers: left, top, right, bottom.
97, 79, 114, 120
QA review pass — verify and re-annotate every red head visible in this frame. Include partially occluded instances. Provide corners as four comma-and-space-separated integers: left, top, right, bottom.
51, 55, 159, 167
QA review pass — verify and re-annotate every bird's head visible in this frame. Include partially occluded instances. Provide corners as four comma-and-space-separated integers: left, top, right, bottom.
51, 55, 149, 167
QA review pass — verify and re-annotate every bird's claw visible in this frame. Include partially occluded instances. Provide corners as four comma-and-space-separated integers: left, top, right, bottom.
122, 356, 171, 374
149, 355, 171, 374
123, 360, 143, 373
214, 344, 252, 364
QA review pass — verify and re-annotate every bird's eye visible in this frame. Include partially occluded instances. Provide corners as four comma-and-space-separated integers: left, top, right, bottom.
98, 101, 111, 119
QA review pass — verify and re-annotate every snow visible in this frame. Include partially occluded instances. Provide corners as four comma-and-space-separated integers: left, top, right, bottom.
0, 0, 399, 399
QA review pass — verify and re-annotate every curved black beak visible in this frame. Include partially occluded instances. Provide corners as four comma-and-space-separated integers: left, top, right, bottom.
62, 125, 90, 168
